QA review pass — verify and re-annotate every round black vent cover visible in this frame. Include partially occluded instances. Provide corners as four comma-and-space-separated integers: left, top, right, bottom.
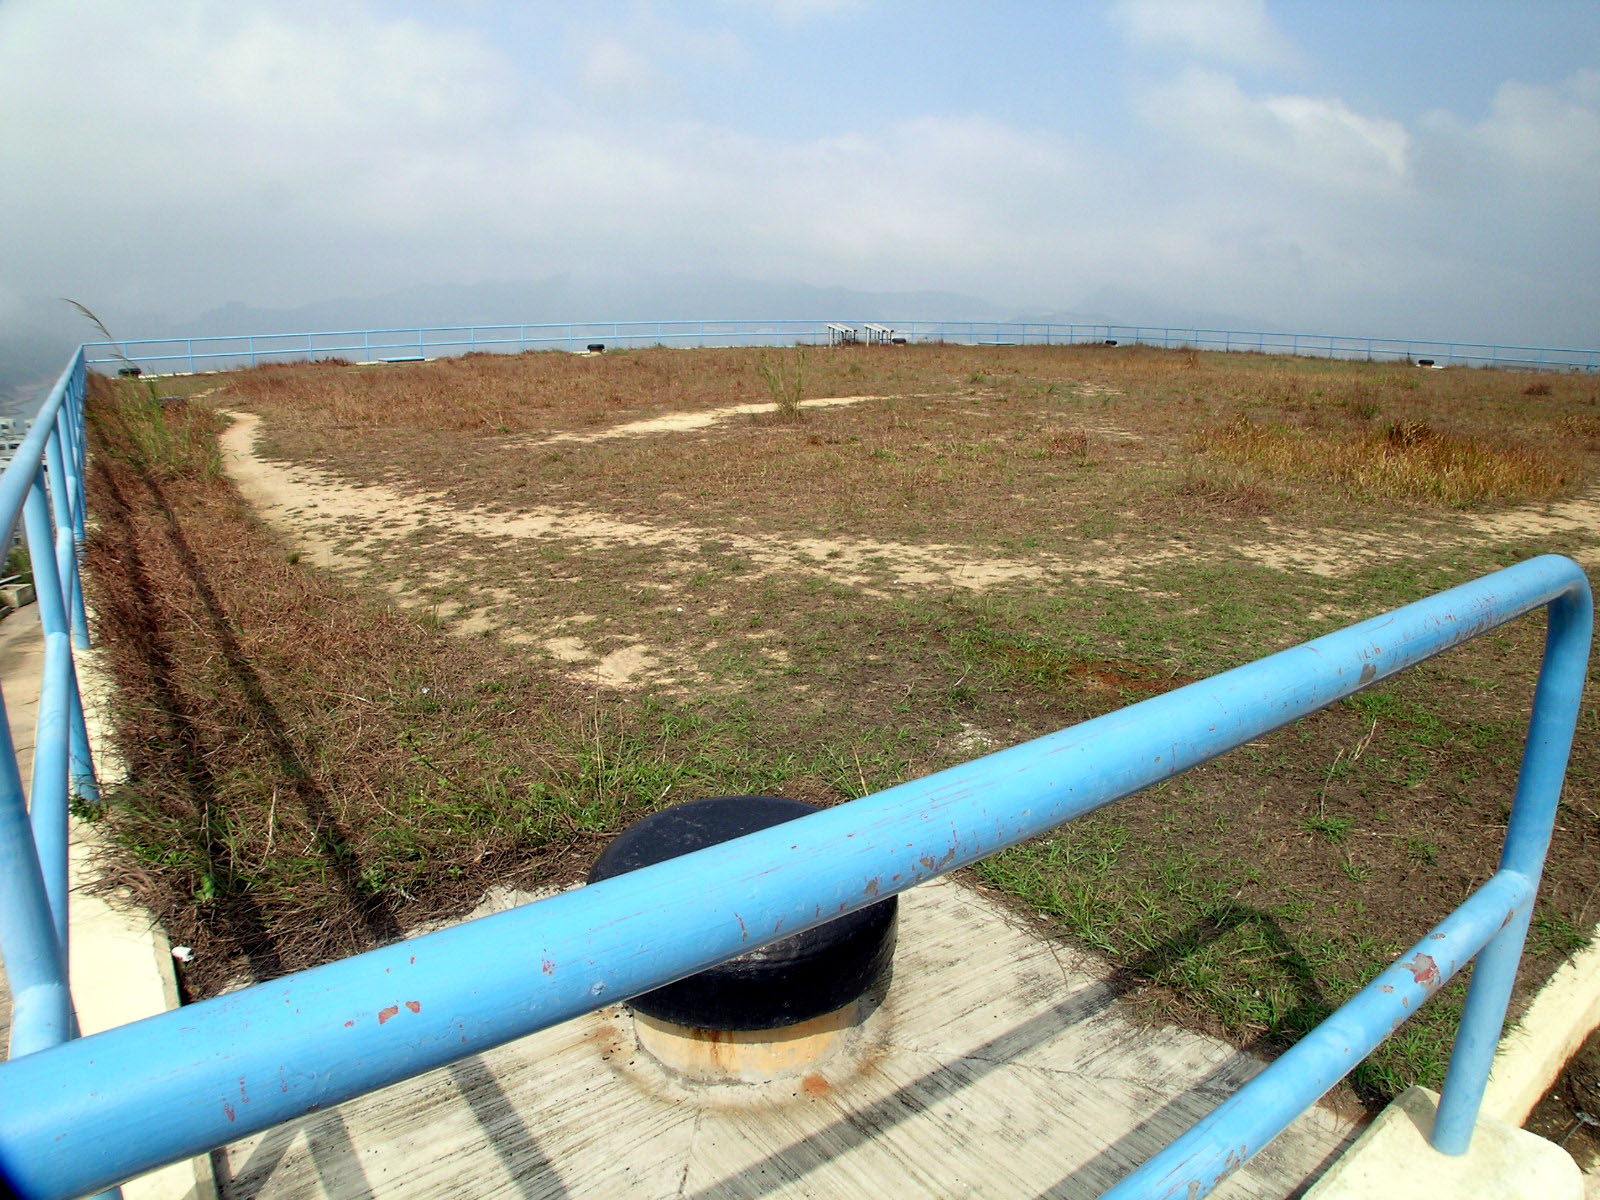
587, 796, 897, 1030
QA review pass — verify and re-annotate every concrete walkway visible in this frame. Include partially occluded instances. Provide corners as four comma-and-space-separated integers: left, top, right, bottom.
215, 879, 1359, 1199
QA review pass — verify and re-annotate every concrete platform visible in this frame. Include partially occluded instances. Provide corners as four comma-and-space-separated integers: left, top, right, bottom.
1304, 1086, 1582, 1199
216, 878, 1359, 1199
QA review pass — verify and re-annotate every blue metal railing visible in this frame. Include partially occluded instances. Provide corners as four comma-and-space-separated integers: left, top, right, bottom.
0, 346, 112, 1198
80, 320, 1600, 375
0, 346, 1593, 1198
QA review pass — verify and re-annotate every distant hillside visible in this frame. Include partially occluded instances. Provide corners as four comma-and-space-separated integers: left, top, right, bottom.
168, 275, 1014, 338
0, 273, 1275, 409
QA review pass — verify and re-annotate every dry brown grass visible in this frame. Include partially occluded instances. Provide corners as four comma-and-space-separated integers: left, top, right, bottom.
82, 375, 789, 996
222, 346, 939, 435
1195, 414, 1577, 507
209, 348, 1597, 571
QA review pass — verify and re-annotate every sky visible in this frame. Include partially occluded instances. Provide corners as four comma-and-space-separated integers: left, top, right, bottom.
2, 0, 1598, 346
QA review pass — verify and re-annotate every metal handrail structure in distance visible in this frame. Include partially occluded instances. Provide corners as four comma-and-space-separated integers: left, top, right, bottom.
0, 348, 1592, 1199
81, 319, 1600, 375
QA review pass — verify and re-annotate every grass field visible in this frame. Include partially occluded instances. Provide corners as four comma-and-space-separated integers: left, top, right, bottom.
82, 343, 1600, 1107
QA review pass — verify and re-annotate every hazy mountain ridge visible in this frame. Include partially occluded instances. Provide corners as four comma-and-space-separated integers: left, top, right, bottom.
1, 274, 1277, 411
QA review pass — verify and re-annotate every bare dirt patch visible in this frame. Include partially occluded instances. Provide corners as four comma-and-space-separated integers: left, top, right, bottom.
525, 393, 884, 445
1232, 486, 1600, 577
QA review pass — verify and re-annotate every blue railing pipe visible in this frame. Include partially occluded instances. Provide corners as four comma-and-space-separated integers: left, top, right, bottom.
0, 349, 110, 1199
0, 555, 1587, 1200
1104, 870, 1538, 1198
20, 474, 73, 956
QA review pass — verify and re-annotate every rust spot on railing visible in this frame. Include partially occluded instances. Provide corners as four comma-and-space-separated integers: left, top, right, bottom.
1403, 953, 1441, 990
377, 1005, 400, 1025
405, 1001, 421, 1014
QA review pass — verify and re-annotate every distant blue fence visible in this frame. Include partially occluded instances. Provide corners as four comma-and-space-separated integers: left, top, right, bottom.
82, 319, 1600, 375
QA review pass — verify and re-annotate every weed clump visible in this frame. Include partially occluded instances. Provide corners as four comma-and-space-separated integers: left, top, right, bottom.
1040, 427, 1089, 460
756, 346, 807, 421
99, 377, 223, 482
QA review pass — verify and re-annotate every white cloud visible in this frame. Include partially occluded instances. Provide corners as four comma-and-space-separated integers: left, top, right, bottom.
0, 0, 1109, 311
1424, 68, 1600, 195
582, 39, 661, 96
570, 14, 747, 105
1109, 0, 1298, 69
1138, 69, 1409, 192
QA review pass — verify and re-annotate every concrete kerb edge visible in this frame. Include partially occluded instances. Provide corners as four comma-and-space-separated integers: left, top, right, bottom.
1482, 929, 1600, 1125
70, 628, 219, 1200
1303, 1086, 1583, 1199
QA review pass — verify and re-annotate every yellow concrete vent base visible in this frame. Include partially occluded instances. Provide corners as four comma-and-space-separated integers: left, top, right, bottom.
1305, 1086, 1582, 1199
632, 1002, 863, 1085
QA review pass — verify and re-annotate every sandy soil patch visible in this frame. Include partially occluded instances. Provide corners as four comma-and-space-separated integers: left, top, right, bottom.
219, 410, 1085, 687
1235, 490, 1600, 577
525, 394, 885, 446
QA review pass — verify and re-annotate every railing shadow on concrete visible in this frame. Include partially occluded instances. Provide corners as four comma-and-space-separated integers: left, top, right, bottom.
81, 319, 1600, 375
0, 346, 1593, 1200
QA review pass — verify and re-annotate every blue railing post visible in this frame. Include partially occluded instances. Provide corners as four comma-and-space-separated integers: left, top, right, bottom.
0, 672, 72, 1061
64, 354, 90, 545
42, 423, 88, 651
1432, 579, 1594, 1151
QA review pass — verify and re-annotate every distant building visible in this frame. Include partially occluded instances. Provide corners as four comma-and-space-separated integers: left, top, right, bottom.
0, 416, 31, 552
0, 416, 28, 468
